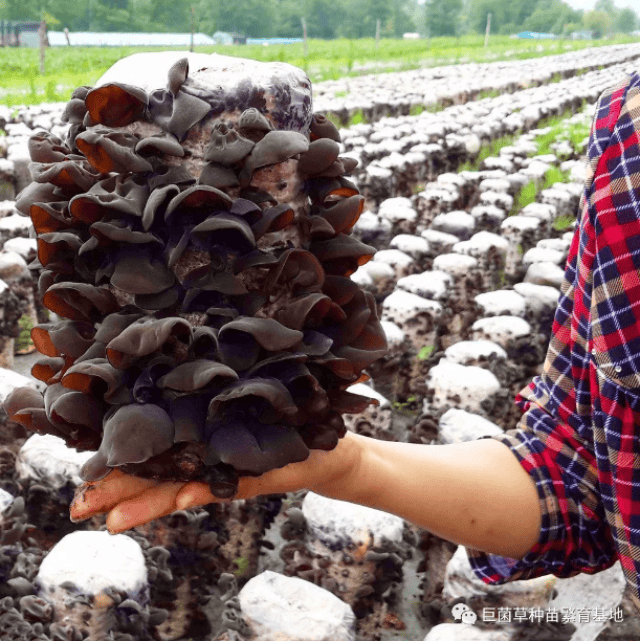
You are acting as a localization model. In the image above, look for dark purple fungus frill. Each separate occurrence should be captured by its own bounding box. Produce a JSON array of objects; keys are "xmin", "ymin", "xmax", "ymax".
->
[{"xmin": 3, "ymin": 52, "xmax": 387, "ymax": 500}]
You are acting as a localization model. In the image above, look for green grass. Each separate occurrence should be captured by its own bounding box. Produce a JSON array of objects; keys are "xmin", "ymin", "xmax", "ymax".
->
[
  {"xmin": 510, "ymin": 166, "xmax": 573, "ymax": 217},
  {"xmin": 460, "ymin": 102, "xmax": 589, "ymax": 174},
  {"xmin": 323, "ymin": 106, "xmax": 370, "ymax": 128},
  {"xmin": 459, "ymin": 133, "xmax": 519, "ymax": 172},
  {"xmin": 533, "ymin": 110, "xmax": 591, "ymax": 157},
  {"xmin": 0, "ymin": 34, "xmax": 637, "ymax": 106},
  {"xmin": 476, "ymin": 88, "xmax": 502, "ymax": 101},
  {"xmin": 543, "ymin": 166, "xmax": 570, "ymax": 189},
  {"xmin": 512, "ymin": 180, "xmax": 538, "ymax": 214}
]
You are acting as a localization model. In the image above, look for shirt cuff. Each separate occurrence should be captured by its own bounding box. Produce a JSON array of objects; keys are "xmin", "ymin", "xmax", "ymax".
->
[{"xmin": 464, "ymin": 429, "xmax": 565, "ymax": 585}]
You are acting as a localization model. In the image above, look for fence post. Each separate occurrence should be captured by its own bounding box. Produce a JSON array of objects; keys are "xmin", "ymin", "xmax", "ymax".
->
[
  {"xmin": 301, "ymin": 18, "xmax": 308, "ymax": 58},
  {"xmin": 190, "ymin": 6, "xmax": 195, "ymax": 52},
  {"xmin": 38, "ymin": 20, "xmax": 46, "ymax": 74},
  {"xmin": 375, "ymin": 18, "xmax": 380, "ymax": 52},
  {"xmin": 484, "ymin": 12, "xmax": 491, "ymax": 48}
]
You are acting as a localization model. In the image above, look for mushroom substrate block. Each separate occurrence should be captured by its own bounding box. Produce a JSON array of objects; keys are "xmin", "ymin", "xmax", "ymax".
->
[{"xmin": 3, "ymin": 52, "xmax": 388, "ymax": 500}]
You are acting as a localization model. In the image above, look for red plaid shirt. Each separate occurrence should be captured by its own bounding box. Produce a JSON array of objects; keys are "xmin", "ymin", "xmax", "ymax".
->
[{"xmin": 466, "ymin": 72, "xmax": 640, "ymax": 611}]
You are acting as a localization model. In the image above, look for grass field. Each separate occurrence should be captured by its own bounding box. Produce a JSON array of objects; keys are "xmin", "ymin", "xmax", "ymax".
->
[{"xmin": 0, "ymin": 33, "xmax": 638, "ymax": 106}]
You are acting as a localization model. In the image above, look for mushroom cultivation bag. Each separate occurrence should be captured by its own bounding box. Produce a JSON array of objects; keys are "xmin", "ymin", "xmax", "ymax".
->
[{"xmin": 4, "ymin": 52, "xmax": 387, "ymax": 499}]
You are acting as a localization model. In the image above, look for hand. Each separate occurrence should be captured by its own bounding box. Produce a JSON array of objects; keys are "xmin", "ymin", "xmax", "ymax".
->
[{"xmin": 69, "ymin": 431, "xmax": 365, "ymax": 534}]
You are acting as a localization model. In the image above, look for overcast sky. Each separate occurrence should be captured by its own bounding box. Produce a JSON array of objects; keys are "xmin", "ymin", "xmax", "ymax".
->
[{"xmin": 565, "ymin": 0, "xmax": 640, "ymax": 11}]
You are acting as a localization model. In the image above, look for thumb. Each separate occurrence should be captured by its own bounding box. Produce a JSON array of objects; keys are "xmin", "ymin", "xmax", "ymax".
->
[{"xmin": 176, "ymin": 482, "xmax": 218, "ymax": 509}]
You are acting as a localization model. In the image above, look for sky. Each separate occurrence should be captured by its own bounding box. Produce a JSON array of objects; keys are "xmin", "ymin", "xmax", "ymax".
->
[{"xmin": 565, "ymin": 0, "xmax": 640, "ymax": 11}]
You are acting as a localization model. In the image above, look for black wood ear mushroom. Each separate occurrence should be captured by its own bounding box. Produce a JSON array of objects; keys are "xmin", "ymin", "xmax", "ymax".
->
[{"xmin": 5, "ymin": 53, "xmax": 387, "ymax": 500}]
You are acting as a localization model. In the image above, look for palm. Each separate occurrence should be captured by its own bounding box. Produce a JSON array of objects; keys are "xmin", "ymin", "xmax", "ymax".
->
[{"xmin": 68, "ymin": 431, "xmax": 360, "ymax": 533}]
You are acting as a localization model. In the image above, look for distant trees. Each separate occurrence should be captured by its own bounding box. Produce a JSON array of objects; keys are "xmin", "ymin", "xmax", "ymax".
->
[
  {"xmin": 615, "ymin": 7, "xmax": 638, "ymax": 33},
  {"xmin": 467, "ymin": 0, "xmax": 537, "ymax": 35},
  {"xmin": 426, "ymin": 0, "xmax": 463, "ymax": 36},
  {"xmin": 583, "ymin": 10, "xmax": 612, "ymax": 38},
  {"xmin": 0, "ymin": 0, "xmax": 636, "ymax": 38},
  {"xmin": 522, "ymin": 0, "xmax": 581, "ymax": 34}
]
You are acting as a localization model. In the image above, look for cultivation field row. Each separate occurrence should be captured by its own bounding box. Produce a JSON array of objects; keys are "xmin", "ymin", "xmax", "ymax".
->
[
  {"xmin": 313, "ymin": 41, "xmax": 640, "ymax": 125},
  {"xmin": 0, "ymin": 46, "xmax": 634, "ymax": 641},
  {"xmin": 1, "ymin": 34, "xmax": 638, "ymax": 106},
  {"xmin": 334, "ymin": 59, "xmax": 630, "ymax": 209}
]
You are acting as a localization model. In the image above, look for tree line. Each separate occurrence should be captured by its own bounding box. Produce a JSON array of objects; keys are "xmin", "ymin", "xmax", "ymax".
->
[
  {"xmin": 430, "ymin": 0, "xmax": 639, "ymax": 39},
  {"xmin": 0, "ymin": 0, "xmax": 637, "ymax": 39}
]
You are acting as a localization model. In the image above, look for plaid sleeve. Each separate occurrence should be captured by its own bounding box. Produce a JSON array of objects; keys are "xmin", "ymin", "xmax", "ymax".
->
[
  {"xmin": 466, "ymin": 76, "xmax": 633, "ymax": 584},
  {"xmin": 465, "ymin": 403, "xmax": 617, "ymax": 584}
]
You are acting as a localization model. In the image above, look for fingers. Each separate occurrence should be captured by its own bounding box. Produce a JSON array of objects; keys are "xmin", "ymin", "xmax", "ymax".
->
[
  {"xmin": 174, "ymin": 456, "xmax": 321, "ymax": 510},
  {"xmin": 175, "ymin": 473, "xmax": 266, "ymax": 509},
  {"xmin": 175, "ymin": 482, "xmax": 218, "ymax": 510},
  {"xmin": 70, "ymin": 469, "xmax": 160, "ymax": 523},
  {"xmin": 106, "ymin": 480, "xmax": 185, "ymax": 534}
]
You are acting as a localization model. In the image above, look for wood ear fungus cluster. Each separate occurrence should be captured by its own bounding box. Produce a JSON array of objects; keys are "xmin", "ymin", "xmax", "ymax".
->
[{"xmin": 5, "ymin": 55, "xmax": 387, "ymax": 499}]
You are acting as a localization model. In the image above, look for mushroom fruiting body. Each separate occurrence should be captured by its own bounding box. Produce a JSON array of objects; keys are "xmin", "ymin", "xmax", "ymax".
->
[{"xmin": 4, "ymin": 52, "xmax": 387, "ymax": 499}]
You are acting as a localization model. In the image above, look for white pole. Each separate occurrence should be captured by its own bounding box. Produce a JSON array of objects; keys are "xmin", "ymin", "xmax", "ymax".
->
[
  {"xmin": 301, "ymin": 17, "xmax": 308, "ymax": 58},
  {"xmin": 375, "ymin": 18, "xmax": 380, "ymax": 51},
  {"xmin": 484, "ymin": 12, "xmax": 491, "ymax": 48},
  {"xmin": 190, "ymin": 6, "xmax": 195, "ymax": 52},
  {"xmin": 38, "ymin": 20, "xmax": 46, "ymax": 74}
]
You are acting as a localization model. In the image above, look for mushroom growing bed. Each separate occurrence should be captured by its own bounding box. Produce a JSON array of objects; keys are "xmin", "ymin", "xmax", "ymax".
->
[{"xmin": 0, "ymin": 47, "xmax": 636, "ymax": 641}]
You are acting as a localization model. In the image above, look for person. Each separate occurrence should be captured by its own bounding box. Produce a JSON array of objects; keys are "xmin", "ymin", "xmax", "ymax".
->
[{"xmin": 70, "ymin": 72, "xmax": 640, "ymax": 611}]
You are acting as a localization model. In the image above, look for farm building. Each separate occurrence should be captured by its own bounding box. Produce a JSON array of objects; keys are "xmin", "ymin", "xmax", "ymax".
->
[
  {"xmin": 571, "ymin": 30, "xmax": 594, "ymax": 39},
  {"xmin": 0, "ymin": 20, "xmax": 43, "ymax": 47},
  {"xmin": 512, "ymin": 31, "xmax": 557, "ymax": 39},
  {"xmin": 46, "ymin": 31, "xmax": 216, "ymax": 47},
  {"xmin": 246, "ymin": 37, "xmax": 302, "ymax": 45},
  {"xmin": 213, "ymin": 31, "xmax": 247, "ymax": 45}
]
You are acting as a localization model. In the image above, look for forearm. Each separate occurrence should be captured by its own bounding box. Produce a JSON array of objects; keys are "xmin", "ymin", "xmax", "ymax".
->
[{"xmin": 319, "ymin": 432, "xmax": 541, "ymax": 560}]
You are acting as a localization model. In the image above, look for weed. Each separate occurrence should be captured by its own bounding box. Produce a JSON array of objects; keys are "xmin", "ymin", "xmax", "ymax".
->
[
  {"xmin": 45, "ymin": 79, "xmax": 57, "ymax": 102},
  {"xmin": 28, "ymin": 75, "xmax": 37, "ymax": 101},
  {"xmin": 392, "ymin": 395, "xmax": 418, "ymax": 417},
  {"xmin": 349, "ymin": 109, "xmax": 365, "ymax": 126},
  {"xmin": 325, "ymin": 113, "xmax": 343, "ymax": 130},
  {"xmin": 553, "ymin": 213, "xmax": 575, "ymax": 232},
  {"xmin": 417, "ymin": 345, "xmax": 434, "ymax": 360},
  {"xmin": 412, "ymin": 183, "xmax": 425, "ymax": 195},
  {"xmin": 232, "ymin": 556, "xmax": 249, "ymax": 577},
  {"xmin": 15, "ymin": 315, "xmax": 34, "ymax": 353},
  {"xmin": 409, "ymin": 104, "xmax": 425, "ymax": 116}
]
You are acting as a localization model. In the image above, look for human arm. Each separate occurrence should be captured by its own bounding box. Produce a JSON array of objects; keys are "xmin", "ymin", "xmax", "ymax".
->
[
  {"xmin": 71, "ymin": 430, "xmax": 541, "ymax": 561},
  {"xmin": 351, "ymin": 434, "xmax": 541, "ymax": 559}
]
